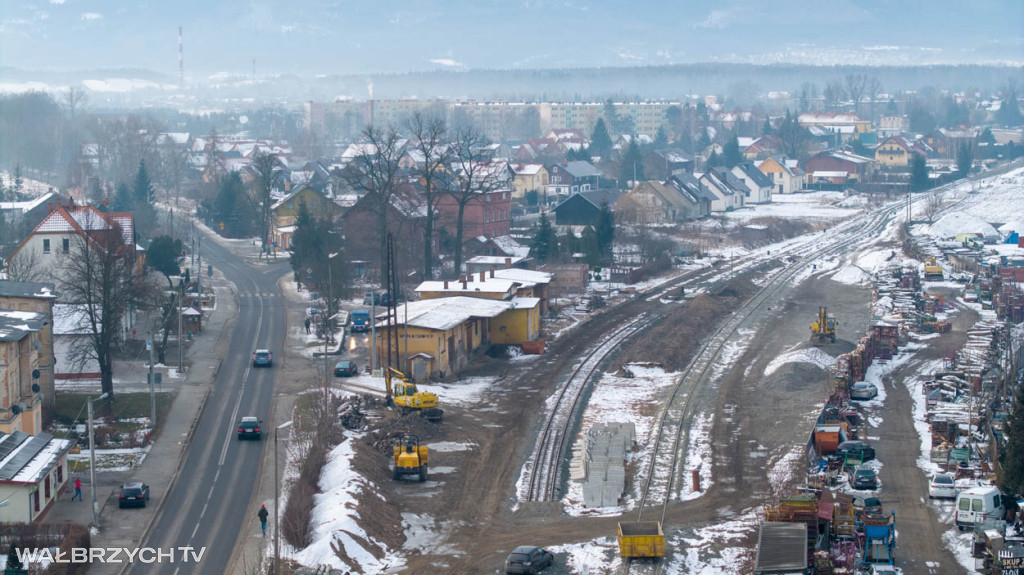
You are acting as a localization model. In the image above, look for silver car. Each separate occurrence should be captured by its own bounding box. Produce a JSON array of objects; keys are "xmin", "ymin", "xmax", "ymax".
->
[{"xmin": 850, "ymin": 381, "xmax": 878, "ymax": 400}]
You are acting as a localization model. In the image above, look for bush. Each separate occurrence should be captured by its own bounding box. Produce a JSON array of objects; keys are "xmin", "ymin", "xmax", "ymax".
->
[{"xmin": 46, "ymin": 523, "xmax": 91, "ymax": 575}]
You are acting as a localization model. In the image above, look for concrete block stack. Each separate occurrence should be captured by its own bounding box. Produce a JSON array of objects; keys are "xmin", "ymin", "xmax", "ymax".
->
[{"xmin": 581, "ymin": 422, "xmax": 635, "ymax": 508}]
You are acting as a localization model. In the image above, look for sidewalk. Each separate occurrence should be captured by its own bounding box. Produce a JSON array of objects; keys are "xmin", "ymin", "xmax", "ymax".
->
[{"xmin": 44, "ymin": 270, "xmax": 238, "ymax": 575}]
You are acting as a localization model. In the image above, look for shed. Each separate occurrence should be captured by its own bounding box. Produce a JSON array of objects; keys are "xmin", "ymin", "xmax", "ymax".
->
[
  {"xmin": 181, "ymin": 307, "xmax": 202, "ymax": 333},
  {"xmin": 754, "ymin": 522, "xmax": 807, "ymax": 574}
]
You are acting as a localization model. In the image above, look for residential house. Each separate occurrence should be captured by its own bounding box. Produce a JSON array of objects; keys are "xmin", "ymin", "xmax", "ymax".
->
[
  {"xmin": 546, "ymin": 129, "xmax": 589, "ymax": 151},
  {"xmin": 0, "ymin": 309, "xmax": 50, "ymax": 435},
  {"xmin": 666, "ymin": 173, "xmax": 715, "ymax": 218},
  {"xmin": 730, "ymin": 163, "xmax": 773, "ymax": 204},
  {"xmin": 742, "ymin": 135, "xmax": 785, "ymax": 160},
  {"xmin": 490, "ymin": 268, "xmax": 552, "ymax": 313},
  {"xmin": 553, "ymin": 189, "xmax": 623, "ymax": 226},
  {"xmin": 875, "ymin": 136, "xmax": 931, "ymax": 168},
  {"xmin": 51, "ymin": 304, "xmax": 98, "ymax": 380},
  {"xmin": 756, "ymin": 156, "xmax": 805, "ymax": 194},
  {"xmin": 510, "ymin": 164, "xmax": 549, "ymax": 199},
  {"xmin": 650, "ymin": 149, "xmax": 694, "ymax": 174},
  {"xmin": 798, "ymin": 112, "xmax": 873, "ymax": 143},
  {"xmin": 0, "ymin": 282, "xmax": 57, "ymax": 415},
  {"xmin": 877, "ymin": 116, "xmax": 910, "ymax": 139},
  {"xmin": 0, "ymin": 431, "xmax": 72, "ymax": 523},
  {"xmin": 699, "ymin": 167, "xmax": 748, "ymax": 212},
  {"xmin": 417, "ymin": 274, "xmax": 520, "ymax": 301},
  {"xmin": 435, "ymin": 188, "xmax": 513, "ymax": 241},
  {"xmin": 613, "ymin": 134, "xmax": 653, "ymax": 151},
  {"xmin": 0, "ymin": 193, "xmax": 59, "ymax": 254},
  {"xmin": 270, "ymin": 186, "xmax": 344, "ymax": 250},
  {"xmin": 339, "ymin": 187, "xmax": 424, "ymax": 276},
  {"xmin": 615, "ymin": 181, "xmax": 699, "ymax": 224},
  {"xmin": 546, "ymin": 161, "xmax": 602, "ymax": 197},
  {"xmin": 7, "ymin": 201, "xmax": 142, "ymax": 290},
  {"xmin": 802, "ymin": 151, "xmax": 877, "ymax": 182},
  {"xmin": 463, "ymin": 235, "xmax": 530, "ymax": 265}
]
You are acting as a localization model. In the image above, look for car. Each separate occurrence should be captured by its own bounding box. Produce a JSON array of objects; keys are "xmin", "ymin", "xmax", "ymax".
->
[
  {"xmin": 505, "ymin": 546, "xmax": 554, "ymax": 574},
  {"xmin": 237, "ymin": 416, "xmax": 263, "ymax": 440},
  {"xmin": 836, "ymin": 440, "xmax": 876, "ymax": 462},
  {"xmin": 867, "ymin": 566, "xmax": 899, "ymax": 575},
  {"xmin": 119, "ymin": 482, "xmax": 150, "ymax": 508},
  {"xmin": 929, "ymin": 473, "xmax": 957, "ymax": 499},
  {"xmin": 334, "ymin": 361, "xmax": 359, "ymax": 377},
  {"xmin": 252, "ymin": 349, "xmax": 273, "ymax": 367},
  {"xmin": 850, "ymin": 381, "xmax": 878, "ymax": 401},
  {"xmin": 851, "ymin": 467, "xmax": 878, "ymax": 490},
  {"xmin": 852, "ymin": 496, "xmax": 883, "ymax": 519}
]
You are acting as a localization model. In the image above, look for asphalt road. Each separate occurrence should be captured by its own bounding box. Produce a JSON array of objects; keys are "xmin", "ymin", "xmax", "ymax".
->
[{"xmin": 131, "ymin": 236, "xmax": 289, "ymax": 575}]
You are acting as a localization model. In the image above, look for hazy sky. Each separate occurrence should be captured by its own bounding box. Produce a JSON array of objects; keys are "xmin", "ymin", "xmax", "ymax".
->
[{"xmin": 1, "ymin": 0, "xmax": 1021, "ymax": 77}]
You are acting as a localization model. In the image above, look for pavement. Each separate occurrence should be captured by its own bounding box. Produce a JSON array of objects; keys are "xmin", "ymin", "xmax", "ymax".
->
[{"xmin": 44, "ymin": 268, "xmax": 236, "ymax": 575}]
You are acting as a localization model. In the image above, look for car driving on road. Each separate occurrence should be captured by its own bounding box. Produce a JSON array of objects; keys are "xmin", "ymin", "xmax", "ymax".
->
[
  {"xmin": 237, "ymin": 416, "xmax": 263, "ymax": 440},
  {"xmin": 252, "ymin": 349, "xmax": 273, "ymax": 367},
  {"xmin": 119, "ymin": 482, "xmax": 150, "ymax": 508}
]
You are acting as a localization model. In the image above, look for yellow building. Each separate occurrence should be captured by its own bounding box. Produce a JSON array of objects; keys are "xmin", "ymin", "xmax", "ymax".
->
[
  {"xmin": 511, "ymin": 164, "xmax": 549, "ymax": 199},
  {"xmin": 0, "ymin": 282, "xmax": 57, "ymax": 417},
  {"xmin": 875, "ymin": 136, "xmax": 924, "ymax": 168},
  {"xmin": 374, "ymin": 296, "xmax": 540, "ymax": 378},
  {"xmin": 797, "ymin": 112, "xmax": 872, "ymax": 135},
  {"xmin": 416, "ymin": 274, "xmax": 520, "ymax": 301},
  {"xmin": 270, "ymin": 186, "xmax": 342, "ymax": 249},
  {"xmin": 0, "ymin": 310, "xmax": 50, "ymax": 435}
]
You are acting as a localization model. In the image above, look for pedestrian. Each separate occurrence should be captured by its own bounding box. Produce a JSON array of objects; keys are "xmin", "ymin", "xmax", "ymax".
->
[
  {"xmin": 304, "ymin": 317, "xmax": 311, "ymax": 334},
  {"xmin": 71, "ymin": 478, "xmax": 82, "ymax": 501},
  {"xmin": 258, "ymin": 504, "xmax": 269, "ymax": 536}
]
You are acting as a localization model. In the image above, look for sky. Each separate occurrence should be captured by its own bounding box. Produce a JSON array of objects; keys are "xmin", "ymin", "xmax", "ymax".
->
[{"xmin": 0, "ymin": 0, "xmax": 1022, "ymax": 78}]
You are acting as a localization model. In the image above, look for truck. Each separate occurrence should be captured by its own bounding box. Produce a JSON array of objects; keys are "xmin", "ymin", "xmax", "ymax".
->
[{"xmin": 351, "ymin": 309, "xmax": 371, "ymax": 333}]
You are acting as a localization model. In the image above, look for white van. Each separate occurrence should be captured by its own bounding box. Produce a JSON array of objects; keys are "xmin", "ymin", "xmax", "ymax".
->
[{"xmin": 955, "ymin": 485, "xmax": 1005, "ymax": 530}]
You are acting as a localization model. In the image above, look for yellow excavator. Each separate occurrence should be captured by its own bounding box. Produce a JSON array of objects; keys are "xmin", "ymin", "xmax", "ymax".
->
[
  {"xmin": 384, "ymin": 367, "xmax": 443, "ymax": 422},
  {"xmin": 923, "ymin": 256, "xmax": 944, "ymax": 280},
  {"xmin": 392, "ymin": 432, "xmax": 428, "ymax": 482},
  {"xmin": 810, "ymin": 307, "xmax": 838, "ymax": 345}
]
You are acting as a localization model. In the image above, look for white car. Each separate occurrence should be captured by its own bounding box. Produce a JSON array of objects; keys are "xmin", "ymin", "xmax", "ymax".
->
[
  {"xmin": 928, "ymin": 473, "xmax": 957, "ymax": 499},
  {"xmin": 851, "ymin": 382, "xmax": 878, "ymax": 401},
  {"xmin": 867, "ymin": 566, "xmax": 899, "ymax": 575}
]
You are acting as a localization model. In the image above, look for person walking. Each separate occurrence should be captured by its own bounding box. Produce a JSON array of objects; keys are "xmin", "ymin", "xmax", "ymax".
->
[
  {"xmin": 71, "ymin": 478, "xmax": 82, "ymax": 501},
  {"xmin": 304, "ymin": 317, "xmax": 311, "ymax": 334},
  {"xmin": 257, "ymin": 504, "xmax": 269, "ymax": 536}
]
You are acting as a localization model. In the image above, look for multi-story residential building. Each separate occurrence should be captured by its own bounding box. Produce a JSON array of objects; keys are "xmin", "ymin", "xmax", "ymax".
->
[
  {"xmin": 875, "ymin": 136, "xmax": 933, "ymax": 168},
  {"xmin": 0, "ymin": 282, "xmax": 57, "ymax": 416},
  {"xmin": 546, "ymin": 161, "xmax": 602, "ymax": 197},
  {"xmin": 510, "ymin": 164, "xmax": 549, "ymax": 199}
]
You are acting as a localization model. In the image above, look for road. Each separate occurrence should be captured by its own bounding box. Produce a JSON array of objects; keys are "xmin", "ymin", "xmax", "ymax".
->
[{"xmin": 131, "ymin": 235, "xmax": 289, "ymax": 575}]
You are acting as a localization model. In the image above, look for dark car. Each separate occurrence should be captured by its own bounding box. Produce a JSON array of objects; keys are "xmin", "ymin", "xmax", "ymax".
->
[
  {"xmin": 853, "ymin": 496, "xmax": 883, "ymax": 519},
  {"xmin": 852, "ymin": 467, "xmax": 879, "ymax": 490},
  {"xmin": 836, "ymin": 440, "xmax": 876, "ymax": 462},
  {"xmin": 237, "ymin": 416, "xmax": 263, "ymax": 440},
  {"xmin": 252, "ymin": 349, "xmax": 273, "ymax": 367},
  {"xmin": 334, "ymin": 361, "xmax": 359, "ymax": 377},
  {"xmin": 505, "ymin": 546, "xmax": 553, "ymax": 575},
  {"xmin": 119, "ymin": 482, "xmax": 150, "ymax": 508}
]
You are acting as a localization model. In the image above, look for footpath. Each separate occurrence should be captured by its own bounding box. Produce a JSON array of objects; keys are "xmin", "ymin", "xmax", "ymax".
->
[{"xmin": 44, "ymin": 269, "xmax": 237, "ymax": 575}]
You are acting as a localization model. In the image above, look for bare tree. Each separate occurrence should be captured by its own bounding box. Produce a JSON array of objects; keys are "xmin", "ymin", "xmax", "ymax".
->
[
  {"xmin": 249, "ymin": 151, "xmax": 283, "ymax": 258},
  {"xmin": 347, "ymin": 126, "xmax": 406, "ymax": 282},
  {"xmin": 448, "ymin": 125, "xmax": 506, "ymax": 275},
  {"xmin": 62, "ymin": 87, "xmax": 88, "ymax": 122},
  {"xmin": 922, "ymin": 190, "xmax": 945, "ymax": 223},
  {"xmin": 845, "ymin": 73, "xmax": 868, "ymax": 114},
  {"xmin": 87, "ymin": 115, "xmax": 162, "ymax": 183},
  {"xmin": 5, "ymin": 249, "xmax": 46, "ymax": 283},
  {"xmin": 58, "ymin": 211, "xmax": 136, "ymax": 399},
  {"xmin": 404, "ymin": 112, "xmax": 450, "ymax": 279},
  {"xmin": 866, "ymin": 76, "xmax": 883, "ymax": 123},
  {"xmin": 158, "ymin": 135, "xmax": 189, "ymax": 212},
  {"xmin": 823, "ymin": 80, "xmax": 846, "ymax": 111}
]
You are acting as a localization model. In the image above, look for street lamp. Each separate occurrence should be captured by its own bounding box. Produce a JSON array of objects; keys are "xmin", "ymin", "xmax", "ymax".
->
[
  {"xmin": 324, "ymin": 253, "xmax": 339, "ymax": 387},
  {"xmin": 274, "ymin": 420, "xmax": 294, "ymax": 575},
  {"xmin": 87, "ymin": 392, "xmax": 109, "ymax": 527}
]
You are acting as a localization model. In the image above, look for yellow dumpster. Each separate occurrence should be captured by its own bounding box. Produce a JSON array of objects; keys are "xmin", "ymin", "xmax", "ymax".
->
[{"xmin": 617, "ymin": 521, "xmax": 665, "ymax": 558}]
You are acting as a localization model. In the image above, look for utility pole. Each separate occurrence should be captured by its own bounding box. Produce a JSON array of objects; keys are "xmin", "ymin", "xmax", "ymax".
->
[
  {"xmin": 178, "ymin": 280, "xmax": 184, "ymax": 371},
  {"xmin": 370, "ymin": 287, "xmax": 376, "ymax": 372},
  {"xmin": 88, "ymin": 392, "xmax": 108, "ymax": 527},
  {"xmin": 148, "ymin": 335, "xmax": 156, "ymax": 430}
]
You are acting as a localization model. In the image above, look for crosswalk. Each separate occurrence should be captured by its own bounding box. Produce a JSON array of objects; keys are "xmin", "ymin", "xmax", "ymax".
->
[{"xmin": 236, "ymin": 292, "xmax": 279, "ymax": 299}]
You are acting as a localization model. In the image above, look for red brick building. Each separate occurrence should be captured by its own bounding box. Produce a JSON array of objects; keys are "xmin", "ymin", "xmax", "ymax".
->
[{"xmin": 435, "ymin": 189, "xmax": 512, "ymax": 241}]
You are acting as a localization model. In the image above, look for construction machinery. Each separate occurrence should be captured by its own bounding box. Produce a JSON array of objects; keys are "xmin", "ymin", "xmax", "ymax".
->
[
  {"xmin": 810, "ymin": 307, "xmax": 838, "ymax": 345},
  {"xmin": 923, "ymin": 256, "xmax": 944, "ymax": 280},
  {"xmin": 391, "ymin": 433, "xmax": 428, "ymax": 482},
  {"xmin": 384, "ymin": 367, "xmax": 443, "ymax": 422}
]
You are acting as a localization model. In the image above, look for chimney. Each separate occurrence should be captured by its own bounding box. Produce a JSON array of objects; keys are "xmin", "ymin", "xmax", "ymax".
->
[
  {"xmin": 504, "ymin": 257, "xmax": 512, "ymax": 269},
  {"xmin": 479, "ymin": 271, "xmax": 485, "ymax": 282},
  {"xmin": 489, "ymin": 267, "xmax": 495, "ymax": 278},
  {"xmin": 443, "ymin": 280, "xmax": 449, "ymax": 289}
]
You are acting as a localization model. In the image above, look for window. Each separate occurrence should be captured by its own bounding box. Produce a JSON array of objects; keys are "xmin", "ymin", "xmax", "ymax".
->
[
  {"xmin": 62, "ymin": 238, "xmax": 70, "ymax": 253},
  {"xmin": 33, "ymin": 490, "xmax": 39, "ymax": 513},
  {"xmin": 42, "ymin": 239, "xmax": 50, "ymax": 254},
  {"xmin": 45, "ymin": 476, "xmax": 50, "ymax": 499},
  {"xmin": 972, "ymin": 499, "xmax": 983, "ymax": 512},
  {"xmin": 57, "ymin": 463, "xmax": 63, "ymax": 483}
]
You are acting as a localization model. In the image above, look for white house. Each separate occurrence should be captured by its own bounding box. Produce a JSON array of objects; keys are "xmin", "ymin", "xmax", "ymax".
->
[
  {"xmin": 730, "ymin": 163, "xmax": 773, "ymax": 204},
  {"xmin": 699, "ymin": 167, "xmax": 747, "ymax": 212},
  {"xmin": 0, "ymin": 431, "xmax": 72, "ymax": 523},
  {"xmin": 756, "ymin": 156, "xmax": 806, "ymax": 195}
]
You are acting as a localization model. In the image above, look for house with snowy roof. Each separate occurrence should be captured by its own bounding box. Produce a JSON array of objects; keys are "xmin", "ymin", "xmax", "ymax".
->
[
  {"xmin": 731, "ymin": 163, "xmax": 773, "ymax": 204},
  {"xmin": 510, "ymin": 164, "xmax": 549, "ymax": 199},
  {"xmin": 547, "ymin": 161, "xmax": 602, "ymax": 197},
  {"xmin": 798, "ymin": 112, "xmax": 872, "ymax": 143},
  {"xmin": 0, "ymin": 308, "xmax": 51, "ymax": 436},
  {"xmin": 553, "ymin": 189, "xmax": 622, "ymax": 226},
  {"xmin": 699, "ymin": 167, "xmax": 748, "ymax": 212},
  {"xmin": 803, "ymin": 151, "xmax": 877, "ymax": 183},
  {"xmin": 756, "ymin": 156, "xmax": 805, "ymax": 194},
  {"xmin": 615, "ymin": 180, "xmax": 699, "ymax": 224},
  {"xmin": 0, "ymin": 430, "xmax": 73, "ymax": 523},
  {"xmin": 7, "ymin": 200, "xmax": 142, "ymax": 291},
  {"xmin": 875, "ymin": 135, "xmax": 933, "ymax": 168}
]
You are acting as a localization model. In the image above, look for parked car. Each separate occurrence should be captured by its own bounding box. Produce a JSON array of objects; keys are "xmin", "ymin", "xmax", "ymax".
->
[
  {"xmin": 852, "ymin": 495, "xmax": 882, "ymax": 518},
  {"xmin": 836, "ymin": 440, "xmax": 876, "ymax": 462},
  {"xmin": 851, "ymin": 467, "xmax": 878, "ymax": 490},
  {"xmin": 505, "ymin": 546, "xmax": 554, "ymax": 574},
  {"xmin": 237, "ymin": 416, "xmax": 263, "ymax": 440},
  {"xmin": 928, "ymin": 473, "xmax": 957, "ymax": 499},
  {"xmin": 955, "ymin": 485, "xmax": 1005, "ymax": 530},
  {"xmin": 119, "ymin": 482, "xmax": 150, "ymax": 508},
  {"xmin": 850, "ymin": 381, "xmax": 878, "ymax": 400},
  {"xmin": 334, "ymin": 361, "xmax": 359, "ymax": 377},
  {"xmin": 867, "ymin": 565, "xmax": 899, "ymax": 575},
  {"xmin": 252, "ymin": 349, "xmax": 273, "ymax": 367}
]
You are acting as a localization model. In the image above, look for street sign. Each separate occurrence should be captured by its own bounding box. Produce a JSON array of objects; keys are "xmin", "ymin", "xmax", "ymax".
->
[{"xmin": 145, "ymin": 339, "xmax": 152, "ymax": 351}]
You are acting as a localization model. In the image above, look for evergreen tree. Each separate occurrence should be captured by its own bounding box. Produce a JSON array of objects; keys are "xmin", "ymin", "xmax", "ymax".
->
[
  {"xmin": 590, "ymin": 118, "xmax": 613, "ymax": 160},
  {"xmin": 213, "ymin": 172, "xmax": 256, "ymax": 237},
  {"xmin": 620, "ymin": 139, "xmax": 643, "ymax": 188},
  {"xmin": 1002, "ymin": 383, "xmax": 1024, "ymax": 498},
  {"xmin": 596, "ymin": 202, "xmax": 615, "ymax": 263},
  {"xmin": 530, "ymin": 215, "xmax": 559, "ymax": 263},
  {"xmin": 132, "ymin": 159, "xmax": 157, "ymax": 238},
  {"xmin": 146, "ymin": 235, "xmax": 182, "ymax": 288},
  {"xmin": 762, "ymin": 117, "xmax": 774, "ymax": 136},
  {"xmin": 997, "ymin": 82, "xmax": 1024, "ymax": 127},
  {"xmin": 289, "ymin": 200, "xmax": 318, "ymax": 289},
  {"xmin": 696, "ymin": 130, "xmax": 711, "ymax": 150},
  {"xmin": 910, "ymin": 154, "xmax": 930, "ymax": 192},
  {"xmin": 723, "ymin": 134, "xmax": 742, "ymax": 168},
  {"xmin": 979, "ymin": 128, "xmax": 996, "ymax": 146},
  {"xmin": 580, "ymin": 225, "xmax": 600, "ymax": 266},
  {"xmin": 13, "ymin": 164, "xmax": 22, "ymax": 196},
  {"xmin": 653, "ymin": 126, "xmax": 668, "ymax": 148},
  {"xmin": 706, "ymin": 150, "xmax": 723, "ymax": 168},
  {"xmin": 7, "ymin": 544, "xmax": 23, "ymax": 570},
  {"xmin": 956, "ymin": 144, "xmax": 974, "ymax": 178},
  {"xmin": 111, "ymin": 182, "xmax": 134, "ymax": 212}
]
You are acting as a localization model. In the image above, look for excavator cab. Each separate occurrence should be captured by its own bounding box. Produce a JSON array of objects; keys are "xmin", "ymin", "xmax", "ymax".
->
[{"xmin": 384, "ymin": 367, "xmax": 442, "ymax": 421}]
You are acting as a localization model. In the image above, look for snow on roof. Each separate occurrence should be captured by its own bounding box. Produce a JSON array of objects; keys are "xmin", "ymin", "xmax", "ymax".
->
[
  {"xmin": 492, "ymin": 268, "xmax": 553, "ymax": 287},
  {"xmin": 378, "ymin": 296, "xmax": 514, "ymax": 331},
  {"xmin": 487, "ymin": 235, "xmax": 530, "ymax": 258},
  {"xmin": 0, "ymin": 433, "xmax": 72, "ymax": 485},
  {"xmin": 512, "ymin": 163, "xmax": 544, "ymax": 176},
  {"xmin": 0, "ymin": 281, "xmax": 57, "ymax": 300},
  {"xmin": 927, "ymin": 212, "xmax": 1000, "ymax": 240},
  {"xmin": 0, "ymin": 192, "xmax": 57, "ymax": 214},
  {"xmin": 181, "ymin": 307, "xmax": 201, "ymax": 316},
  {"xmin": 812, "ymin": 171, "xmax": 849, "ymax": 178},
  {"xmin": 998, "ymin": 220, "xmax": 1024, "ymax": 234},
  {"xmin": 416, "ymin": 278, "xmax": 520, "ymax": 295},
  {"xmin": 277, "ymin": 225, "xmax": 297, "ymax": 234},
  {"xmin": 512, "ymin": 297, "xmax": 541, "ymax": 309},
  {"xmin": 465, "ymin": 256, "xmax": 524, "ymax": 266},
  {"xmin": 0, "ymin": 310, "xmax": 47, "ymax": 341}
]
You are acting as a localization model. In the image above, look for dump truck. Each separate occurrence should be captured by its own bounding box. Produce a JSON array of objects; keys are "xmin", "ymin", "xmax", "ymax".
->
[
  {"xmin": 617, "ymin": 521, "xmax": 665, "ymax": 558},
  {"xmin": 385, "ymin": 367, "xmax": 443, "ymax": 422},
  {"xmin": 923, "ymin": 257, "xmax": 944, "ymax": 280},
  {"xmin": 392, "ymin": 433, "xmax": 428, "ymax": 482},
  {"xmin": 810, "ymin": 307, "xmax": 838, "ymax": 344}
]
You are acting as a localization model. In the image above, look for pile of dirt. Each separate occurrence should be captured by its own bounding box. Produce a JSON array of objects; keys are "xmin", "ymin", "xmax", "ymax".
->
[
  {"xmin": 362, "ymin": 412, "xmax": 444, "ymax": 454},
  {"xmin": 761, "ymin": 362, "xmax": 831, "ymax": 393},
  {"xmin": 348, "ymin": 438, "xmax": 406, "ymax": 553}
]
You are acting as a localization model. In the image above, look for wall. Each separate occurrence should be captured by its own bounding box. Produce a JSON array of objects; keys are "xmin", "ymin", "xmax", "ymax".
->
[{"xmin": 490, "ymin": 306, "xmax": 540, "ymax": 345}]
